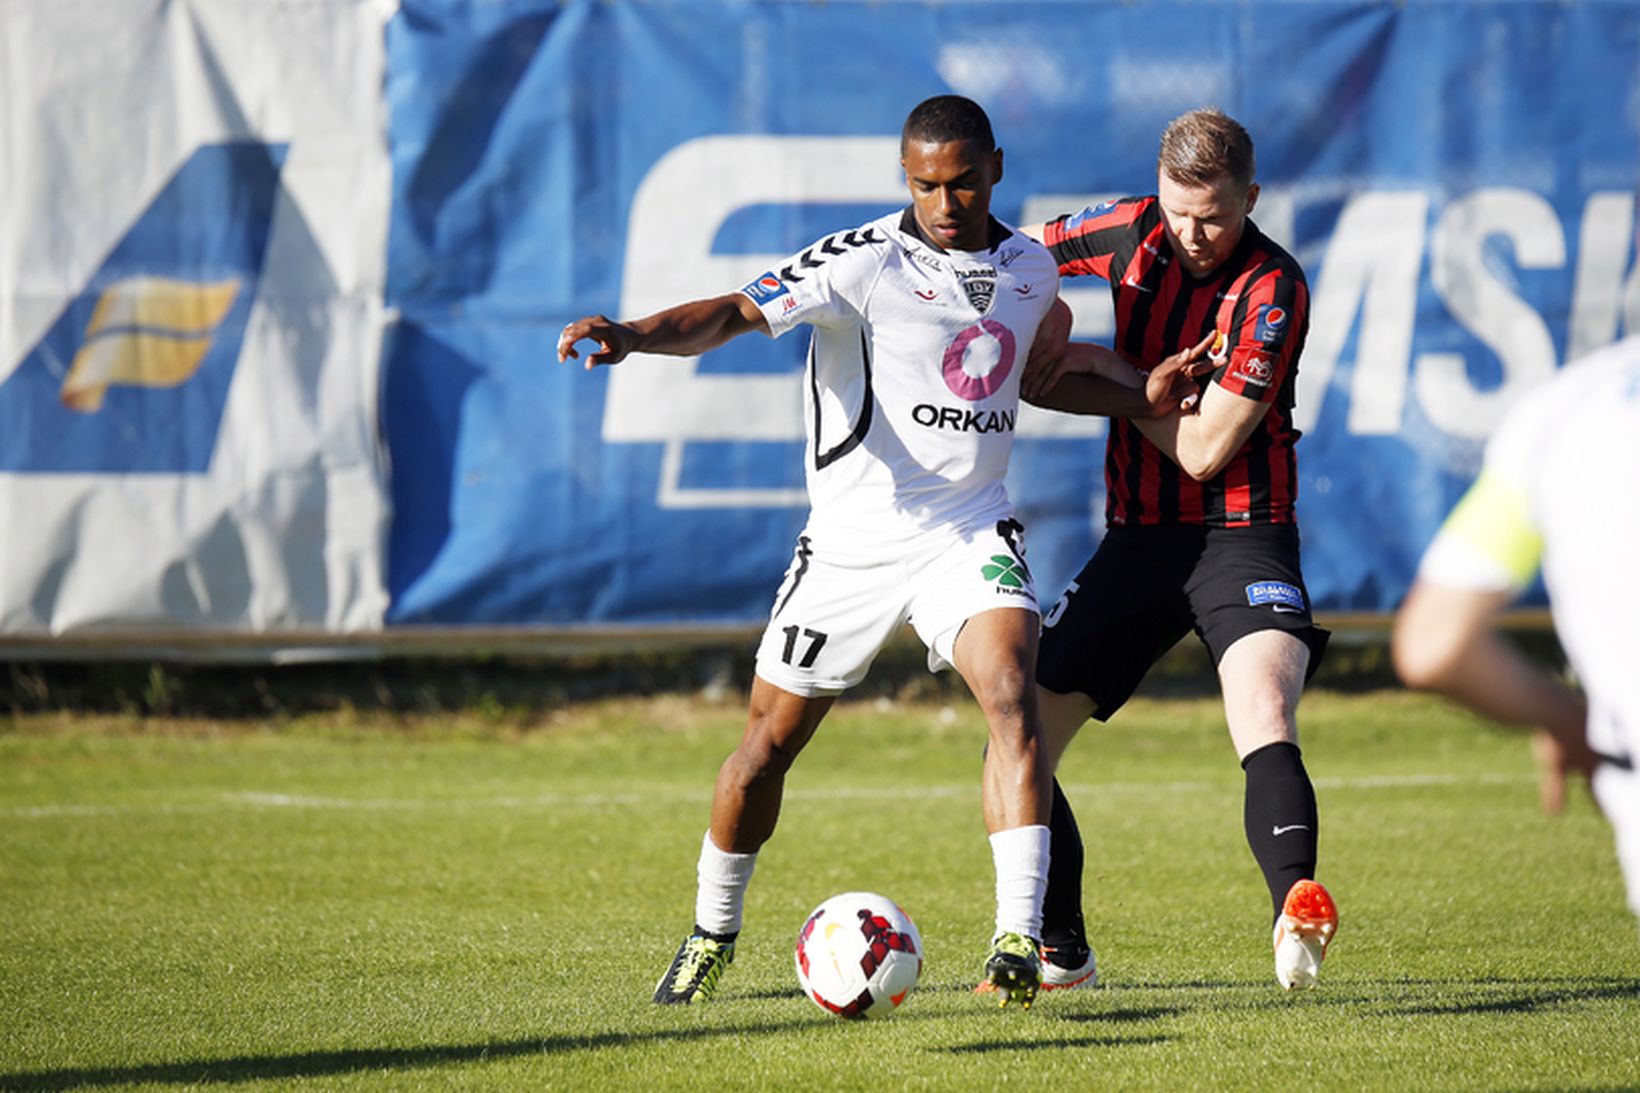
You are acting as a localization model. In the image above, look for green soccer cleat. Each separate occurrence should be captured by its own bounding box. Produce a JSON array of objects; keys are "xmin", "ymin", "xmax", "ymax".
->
[
  {"xmin": 653, "ymin": 932, "xmax": 736, "ymax": 1004},
  {"xmin": 981, "ymin": 931, "xmax": 1042, "ymax": 1009}
]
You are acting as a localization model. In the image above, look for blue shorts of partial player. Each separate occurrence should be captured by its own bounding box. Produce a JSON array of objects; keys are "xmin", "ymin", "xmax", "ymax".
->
[{"xmin": 755, "ymin": 516, "xmax": 1038, "ymax": 698}]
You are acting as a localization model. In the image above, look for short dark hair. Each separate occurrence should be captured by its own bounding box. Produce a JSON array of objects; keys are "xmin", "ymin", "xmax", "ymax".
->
[
  {"xmin": 1158, "ymin": 108, "xmax": 1256, "ymax": 189},
  {"xmin": 901, "ymin": 95, "xmax": 995, "ymax": 156}
]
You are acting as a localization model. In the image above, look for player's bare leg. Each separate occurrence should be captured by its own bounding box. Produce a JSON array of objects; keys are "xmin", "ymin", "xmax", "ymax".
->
[
  {"xmin": 1219, "ymin": 629, "xmax": 1307, "ymax": 760},
  {"xmin": 1218, "ymin": 630, "xmax": 1338, "ymax": 988},
  {"xmin": 654, "ymin": 678, "xmax": 833, "ymax": 1004},
  {"xmin": 709, "ymin": 678, "xmax": 834, "ymax": 852},
  {"xmin": 953, "ymin": 608, "xmax": 1052, "ymax": 1008}
]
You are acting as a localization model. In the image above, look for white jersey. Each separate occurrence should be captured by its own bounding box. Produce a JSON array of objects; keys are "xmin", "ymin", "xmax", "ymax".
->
[
  {"xmin": 738, "ymin": 208, "xmax": 1059, "ymax": 547},
  {"xmin": 1418, "ymin": 335, "xmax": 1640, "ymax": 768}
]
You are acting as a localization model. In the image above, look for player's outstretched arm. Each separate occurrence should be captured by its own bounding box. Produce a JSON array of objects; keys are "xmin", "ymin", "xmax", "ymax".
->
[
  {"xmin": 1023, "ymin": 301, "xmax": 1206, "ymax": 418},
  {"xmin": 557, "ymin": 293, "xmax": 768, "ymax": 368},
  {"xmin": 1029, "ymin": 334, "xmax": 1210, "ymax": 420},
  {"xmin": 1393, "ymin": 578, "xmax": 1594, "ymax": 813}
]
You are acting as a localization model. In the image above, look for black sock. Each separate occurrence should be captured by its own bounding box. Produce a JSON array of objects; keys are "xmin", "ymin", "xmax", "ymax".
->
[
  {"xmin": 1241, "ymin": 741, "xmax": 1318, "ymax": 923},
  {"xmin": 1042, "ymin": 777, "xmax": 1087, "ymax": 947}
]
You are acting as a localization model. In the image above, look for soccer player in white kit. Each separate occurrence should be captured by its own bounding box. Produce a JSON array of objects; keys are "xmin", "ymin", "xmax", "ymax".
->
[
  {"xmin": 558, "ymin": 96, "xmax": 1196, "ymax": 1009},
  {"xmin": 1394, "ymin": 334, "xmax": 1640, "ymax": 930}
]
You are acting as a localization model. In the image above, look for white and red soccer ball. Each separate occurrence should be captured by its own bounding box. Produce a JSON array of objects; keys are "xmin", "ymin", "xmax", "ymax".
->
[{"xmin": 794, "ymin": 891, "xmax": 922, "ymax": 1019}]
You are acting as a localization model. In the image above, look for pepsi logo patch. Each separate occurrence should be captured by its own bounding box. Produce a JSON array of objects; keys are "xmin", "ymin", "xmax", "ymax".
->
[
  {"xmin": 742, "ymin": 270, "xmax": 790, "ymax": 305},
  {"xmin": 1253, "ymin": 304, "xmax": 1288, "ymax": 344}
]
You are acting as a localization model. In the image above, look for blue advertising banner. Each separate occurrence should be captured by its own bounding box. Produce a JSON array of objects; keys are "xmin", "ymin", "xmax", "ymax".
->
[
  {"xmin": 0, "ymin": 2, "xmax": 391, "ymax": 640},
  {"xmin": 383, "ymin": 0, "xmax": 1640, "ymax": 626}
]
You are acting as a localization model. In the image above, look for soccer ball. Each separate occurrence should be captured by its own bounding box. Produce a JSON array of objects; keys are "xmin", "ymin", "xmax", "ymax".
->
[{"xmin": 793, "ymin": 891, "xmax": 922, "ymax": 1019}]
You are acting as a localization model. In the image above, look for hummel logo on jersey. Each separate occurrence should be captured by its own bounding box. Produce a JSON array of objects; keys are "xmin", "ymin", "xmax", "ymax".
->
[
  {"xmin": 0, "ymin": 142, "xmax": 286, "ymax": 474},
  {"xmin": 981, "ymin": 554, "xmax": 1028, "ymax": 589},
  {"xmin": 956, "ymin": 268, "xmax": 997, "ymax": 313},
  {"xmin": 778, "ymin": 228, "xmax": 882, "ymax": 282},
  {"xmin": 1272, "ymin": 824, "xmax": 1311, "ymax": 836}
]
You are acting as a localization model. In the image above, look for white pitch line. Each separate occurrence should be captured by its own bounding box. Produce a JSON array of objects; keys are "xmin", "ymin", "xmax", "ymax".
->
[{"xmin": 1, "ymin": 771, "xmax": 1534, "ymax": 820}]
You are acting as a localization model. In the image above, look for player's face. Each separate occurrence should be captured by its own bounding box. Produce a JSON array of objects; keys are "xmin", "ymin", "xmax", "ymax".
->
[
  {"xmin": 1157, "ymin": 173, "xmax": 1259, "ymax": 277},
  {"xmin": 902, "ymin": 139, "xmax": 1002, "ymax": 252}
]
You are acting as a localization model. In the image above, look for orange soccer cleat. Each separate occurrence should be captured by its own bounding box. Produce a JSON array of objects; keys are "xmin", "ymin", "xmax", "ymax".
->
[{"xmin": 1273, "ymin": 879, "xmax": 1339, "ymax": 990}]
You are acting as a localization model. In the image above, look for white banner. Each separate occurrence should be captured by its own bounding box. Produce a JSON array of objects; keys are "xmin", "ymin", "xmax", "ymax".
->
[{"xmin": 0, "ymin": 0, "xmax": 393, "ymax": 636}]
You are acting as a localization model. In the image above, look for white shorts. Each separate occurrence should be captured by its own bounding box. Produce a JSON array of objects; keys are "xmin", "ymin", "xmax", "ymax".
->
[{"xmin": 754, "ymin": 517, "xmax": 1039, "ymax": 697}]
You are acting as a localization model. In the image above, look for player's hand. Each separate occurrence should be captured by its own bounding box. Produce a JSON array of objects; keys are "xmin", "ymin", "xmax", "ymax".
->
[
  {"xmin": 557, "ymin": 315, "xmax": 639, "ymax": 368},
  {"xmin": 1144, "ymin": 331, "xmax": 1217, "ymax": 415},
  {"xmin": 1021, "ymin": 297, "xmax": 1074, "ymax": 401},
  {"xmin": 1531, "ymin": 726, "xmax": 1599, "ymax": 816}
]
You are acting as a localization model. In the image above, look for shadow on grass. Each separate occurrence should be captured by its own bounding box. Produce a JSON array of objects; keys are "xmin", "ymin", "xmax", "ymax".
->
[
  {"xmin": 1375, "ymin": 976, "xmax": 1640, "ymax": 1017},
  {"xmin": 940, "ymin": 1034, "xmax": 1173, "ymax": 1053},
  {"xmin": 1096, "ymin": 975, "xmax": 1640, "ymax": 1018},
  {"xmin": 0, "ymin": 1022, "xmax": 816, "ymax": 1091},
  {"xmin": 1061, "ymin": 1005, "xmax": 1187, "ymax": 1024}
]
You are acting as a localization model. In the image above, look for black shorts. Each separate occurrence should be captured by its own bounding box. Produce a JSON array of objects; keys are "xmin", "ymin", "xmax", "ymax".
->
[{"xmin": 1035, "ymin": 523, "xmax": 1330, "ymax": 721}]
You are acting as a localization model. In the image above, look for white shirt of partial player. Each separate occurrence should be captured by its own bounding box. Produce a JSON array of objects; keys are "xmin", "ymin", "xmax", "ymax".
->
[
  {"xmin": 739, "ymin": 209, "xmax": 1059, "ymax": 547},
  {"xmin": 1423, "ymin": 334, "xmax": 1640, "ymax": 765}
]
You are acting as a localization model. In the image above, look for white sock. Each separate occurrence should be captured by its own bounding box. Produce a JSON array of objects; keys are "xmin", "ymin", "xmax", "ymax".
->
[
  {"xmin": 990, "ymin": 824, "xmax": 1051, "ymax": 940},
  {"xmin": 694, "ymin": 830, "xmax": 758, "ymax": 937}
]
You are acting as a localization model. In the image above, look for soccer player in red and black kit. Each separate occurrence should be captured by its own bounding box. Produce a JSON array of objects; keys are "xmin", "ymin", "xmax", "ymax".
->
[{"xmin": 1018, "ymin": 108, "xmax": 1339, "ymax": 991}]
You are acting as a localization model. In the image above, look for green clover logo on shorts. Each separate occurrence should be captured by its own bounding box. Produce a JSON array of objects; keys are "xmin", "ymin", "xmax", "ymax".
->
[{"xmin": 981, "ymin": 554, "xmax": 1027, "ymax": 589}]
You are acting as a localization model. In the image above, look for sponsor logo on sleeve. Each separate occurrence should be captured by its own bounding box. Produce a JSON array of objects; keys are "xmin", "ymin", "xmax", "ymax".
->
[
  {"xmin": 1253, "ymin": 304, "xmax": 1288, "ymax": 344},
  {"xmin": 1229, "ymin": 353, "xmax": 1274, "ymax": 387},
  {"xmin": 741, "ymin": 271, "xmax": 791, "ymax": 305},
  {"xmin": 1065, "ymin": 200, "xmax": 1117, "ymax": 233},
  {"xmin": 1245, "ymin": 581, "xmax": 1307, "ymax": 613}
]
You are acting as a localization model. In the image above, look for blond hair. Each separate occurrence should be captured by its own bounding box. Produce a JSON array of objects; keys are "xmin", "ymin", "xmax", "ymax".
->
[{"xmin": 1158, "ymin": 108, "xmax": 1255, "ymax": 189}]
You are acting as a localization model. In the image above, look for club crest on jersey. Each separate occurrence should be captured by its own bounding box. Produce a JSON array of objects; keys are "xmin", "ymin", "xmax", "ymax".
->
[
  {"xmin": 956, "ymin": 267, "xmax": 997, "ymax": 314},
  {"xmin": 742, "ymin": 271, "xmax": 791, "ymax": 305},
  {"xmin": 1254, "ymin": 304, "xmax": 1288, "ymax": 344}
]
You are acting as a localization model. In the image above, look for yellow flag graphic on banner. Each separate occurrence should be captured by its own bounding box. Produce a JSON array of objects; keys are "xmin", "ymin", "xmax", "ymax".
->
[{"xmin": 60, "ymin": 276, "xmax": 241, "ymax": 412}]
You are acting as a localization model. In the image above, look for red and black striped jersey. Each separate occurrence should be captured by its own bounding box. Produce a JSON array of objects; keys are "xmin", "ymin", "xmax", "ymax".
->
[{"xmin": 1043, "ymin": 195, "xmax": 1310, "ymax": 528}]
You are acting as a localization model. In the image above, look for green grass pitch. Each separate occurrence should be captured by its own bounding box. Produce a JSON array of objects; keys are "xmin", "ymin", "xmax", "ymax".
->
[{"xmin": 3, "ymin": 689, "xmax": 1637, "ymax": 1090}]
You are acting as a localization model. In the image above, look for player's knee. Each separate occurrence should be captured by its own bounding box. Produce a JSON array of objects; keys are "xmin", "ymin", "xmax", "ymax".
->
[
  {"xmin": 1228, "ymin": 685, "xmax": 1298, "ymax": 744},
  {"xmin": 728, "ymin": 732, "xmax": 800, "ymax": 785},
  {"xmin": 973, "ymin": 660, "xmax": 1035, "ymax": 726}
]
